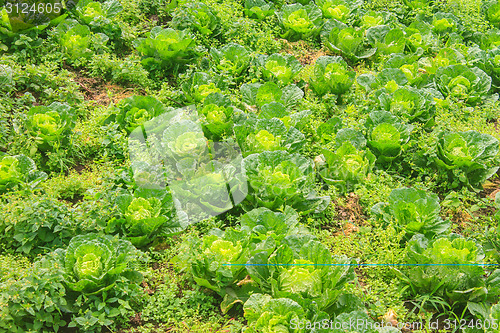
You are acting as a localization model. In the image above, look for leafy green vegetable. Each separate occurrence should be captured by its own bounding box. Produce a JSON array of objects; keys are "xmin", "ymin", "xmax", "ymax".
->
[
  {"xmin": 243, "ymin": 293, "xmax": 329, "ymax": 333},
  {"xmin": 171, "ymin": 2, "xmax": 219, "ymax": 36},
  {"xmin": 247, "ymin": 239, "xmax": 355, "ymax": 313},
  {"xmin": 243, "ymin": 150, "xmax": 330, "ymax": 213},
  {"xmin": 376, "ymin": 86, "xmax": 436, "ymax": 126},
  {"xmin": 316, "ymin": 0, "xmax": 358, "ymax": 22},
  {"xmin": 56, "ymin": 23, "xmax": 93, "ymax": 62},
  {"xmin": 371, "ymin": 188, "xmax": 450, "ymax": 240},
  {"xmin": 55, "ymin": 234, "xmax": 142, "ymax": 295},
  {"xmin": 357, "ymin": 68, "xmax": 408, "ymax": 94},
  {"xmin": 235, "ymin": 117, "xmax": 305, "ymax": 157},
  {"xmin": 257, "ymin": 102, "xmax": 312, "ymax": 130},
  {"xmin": 161, "ymin": 118, "xmax": 208, "ymax": 162},
  {"xmin": 181, "ymin": 72, "xmax": 227, "ymax": 103},
  {"xmin": 434, "ymin": 130, "xmax": 499, "ymax": 189},
  {"xmin": 109, "ymin": 95, "xmax": 169, "ymax": 133},
  {"xmin": 177, "ymin": 227, "xmax": 251, "ymax": 296},
  {"xmin": 198, "ymin": 93, "xmax": 239, "ymax": 140},
  {"xmin": 309, "ymin": 56, "xmax": 355, "ymax": 97},
  {"xmin": 255, "ymin": 53, "xmax": 303, "ymax": 85},
  {"xmin": 323, "ymin": 20, "xmax": 376, "ymax": 62},
  {"xmin": 366, "ymin": 25, "xmax": 406, "ymax": 55},
  {"xmin": 277, "ymin": 3, "xmax": 323, "ymax": 41},
  {"xmin": 360, "ymin": 10, "xmax": 395, "ymax": 28},
  {"xmin": 244, "ymin": 0, "xmax": 275, "ymax": 20},
  {"xmin": 239, "ymin": 206, "xmax": 311, "ymax": 244},
  {"xmin": 107, "ymin": 189, "xmax": 187, "ymax": 247},
  {"xmin": 435, "ymin": 65, "xmax": 491, "ymax": 105},
  {"xmin": 26, "ymin": 102, "xmax": 76, "ymax": 151},
  {"xmin": 365, "ymin": 111, "xmax": 414, "ymax": 164},
  {"xmin": 431, "ymin": 12, "xmax": 458, "ymax": 35},
  {"xmin": 72, "ymin": 0, "xmax": 123, "ymax": 39},
  {"xmin": 397, "ymin": 234, "xmax": 494, "ymax": 309},
  {"xmin": 135, "ymin": 26, "xmax": 198, "ymax": 71},
  {"xmin": 488, "ymin": 1, "xmax": 500, "ymax": 28},
  {"xmin": 241, "ymin": 82, "xmax": 304, "ymax": 110},
  {"xmin": 210, "ymin": 43, "xmax": 251, "ymax": 77},
  {"xmin": 317, "ymin": 141, "xmax": 376, "ymax": 194},
  {"xmin": 0, "ymin": 154, "xmax": 47, "ymax": 193}
]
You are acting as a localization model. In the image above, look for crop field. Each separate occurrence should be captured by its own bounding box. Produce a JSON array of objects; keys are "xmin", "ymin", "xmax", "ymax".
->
[{"xmin": 3, "ymin": 0, "xmax": 500, "ymax": 332}]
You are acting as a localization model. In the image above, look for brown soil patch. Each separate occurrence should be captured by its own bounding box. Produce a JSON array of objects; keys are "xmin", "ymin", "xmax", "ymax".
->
[
  {"xmin": 280, "ymin": 39, "xmax": 327, "ymax": 65},
  {"xmin": 129, "ymin": 312, "xmax": 143, "ymax": 327},
  {"xmin": 333, "ymin": 193, "xmax": 367, "ymax": 227},
  {"xmin": 71, "ymin": 72, "xmax": 139, "ymax": 106},
  {"xmin": 333, "ymin": 222, "xmax": 359, "ymax": 237},
  {"xmin": 447, "ymin": 209, "xmax": 472, "ymax": 234},
  {"xmin": 482, "ymin": 179, "xmax": 500, "ymax": 200}
]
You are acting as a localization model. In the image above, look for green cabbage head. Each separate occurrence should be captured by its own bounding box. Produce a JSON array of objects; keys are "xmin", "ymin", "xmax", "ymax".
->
[{"xmin": 55, "ymin": 234, "xmax": 141, "ymax": 295}]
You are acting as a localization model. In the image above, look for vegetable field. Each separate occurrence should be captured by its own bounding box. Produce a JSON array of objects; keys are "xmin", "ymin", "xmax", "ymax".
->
[{"xmin": 3, "ymin": 0, "xmax": 500, "ymax": 331}]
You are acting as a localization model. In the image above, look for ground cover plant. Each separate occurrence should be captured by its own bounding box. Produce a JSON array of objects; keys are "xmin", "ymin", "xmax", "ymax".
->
[{"xmin": 2, "ymin": 0, "xmax": 500, "ymax": 331}]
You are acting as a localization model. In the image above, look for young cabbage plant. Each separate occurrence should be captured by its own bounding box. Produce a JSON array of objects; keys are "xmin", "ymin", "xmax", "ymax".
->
[
  {"xmin": 365, "ymin": 111, "xmax": 414, "ymax": 164},
  {"xmin": 467, "ymin": 46, "xmax": 500, "ymax": 91},
  {"xmin": 396, "ymin": 234, "xmax": 494, "ymax": 309},
  {"xmin": 54, "ymin": 233, "xmax": 142, "ymax": 295},
  {"xmin": 243, "ymin": 294, "xmax": 329, "ymax": 333},
  {"xmin": 177, "ymin": 227, "xmax": 251, "ymax": 296},
  {"xmin": 175, "ymin": 207, "xmax": 312, "ymax": 313},
  {"xmin": 257, "ymin": 102, "xmax": 312, "ymax": 131},
  {"xmin": 247, "ymin": 239, "xmax": 355, "ymax": 314},
  {"xmin": 317, "ymin": 140, "xmax": 376, "ymax": 194},
  {"xmin": 357, "ymin": 68, "xmax": 408, "ymax": 94},
  {"xmin": 405, "ymin": 21, "xmax": 436, "ymax": 53},
  {"xmin": 322, "ymin": 20, "xmax": 376, "ymax": 63},
  {"xmin": 181, "ymin": 71, "xmax": 227, "ymax": 103},
  {"xmin": 360, "ymin": 10, "xmax": 396, "ymax": 28},
  {"xmin": 366, "ymin": 25, "xmax": 406, "ymax": 56},
  {"xmin": 431, "ymin": 12, "xmax": 459, "ymax": 35},
  {"xmin": 376, "ymin": 86, "xmax": 436, "ymax": 127},
  {"xmin": 316, "ymin": 116, "xmax": 343, "ymax": 143},
  {"xmin": 107, "ymin": 189, "xmax": 188, "ymax": 247},
  {"xmin": 435, "ymin": 65, "xmax": 491, "ymax": 105},
  {"xmin": 210, "ymin": 43, "xmax": 251, "ymax": 78},
  {"xmin": 71, "ymin": 0, "xmax": 123, "ymax": 39},
  {"xmin": 418, "ymin": 47, "xmax": 465, "ymax": 75},
  {"xmin": 0, "ymin": 154, "xmax": 47, "ymax": 193},
  {"xmin": 198, "ymin": 93, "xmax": 240, "ymax": 140},
  {"xmin": 239, "ymin": 206, "xmax": 312, "ymax": 245},
  {"xmin": 315, "ymin": 0, "xmax": 359, "ymax": 22},
  {"xmin": 277, "ymin": 3, "xmax": 323, "ymax": 41},
  {"xmin": 240, "ymin": 81, "xmax": 304, "ymax": 110},
  {"xmin": 309, "ymin": 56, "xmax": 355, "ymax": 99},
  {"xmin": 383, "ymin": 52, "xmax": 429, "ymax": 87},
  {"xmin": 242, "ymin": 150, "xmax": 330, "ymax": 213},
  {"xmin": 234, "ymin": 117, "xmax": 305, "ymax": 157},
  {"xmin": 434, "ymin": 130, "xmax": 499, "ymax": 189},
  {"xmin": 107, "ymin": 95, "xmax": 170, "ymax": 134},
  {"xmin": 161, "ymin": 118, "xmax": 208, "ymax": 163},
  {"xmin": 56, "ymin": 23, "xmax": 93, "ymax": 62},
  {"xmin": 26, "ymin": 102, "xmax": 76, "ymax": 151},
  {"xmin": 171, "ymin": 2, "xmax": 220, "ymax": 36},
  {"xmin": 244, "ymin": 0, "xmax": 275, "ymax": 20},
  {"xmin": 485, "ymin": 47, "xmax": 500, "ymax": 89},
  {"xmin": 488, "ymin": 1, "xmax": 500, "ymax": 28},
  {"xmin": 403, "ymin": 0, "xmax": 429, "ymax": 9},
  {"xmin": 255, "ymin": 53, "xmax": 303, "ymax": 85},
  {"xmin": 135, "ymin": 27, "xmax": 198, "ymax": 71},
  {"xmin": 371, "ymin": 187, "xmax": 451, "ymax": 240}
]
